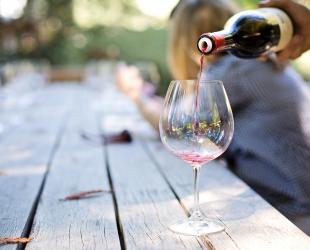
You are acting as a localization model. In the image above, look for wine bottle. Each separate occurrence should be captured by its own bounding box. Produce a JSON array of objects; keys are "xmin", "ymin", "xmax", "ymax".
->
[{"xmin": 197, "ymin": 8, "xmax": 293, "ymax": 58}]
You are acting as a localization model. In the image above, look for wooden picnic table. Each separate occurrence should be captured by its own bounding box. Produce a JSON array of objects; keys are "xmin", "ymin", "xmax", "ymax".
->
[{"xmin": 0, "ymin": 83, "xmax": 309, "ymax": 250}]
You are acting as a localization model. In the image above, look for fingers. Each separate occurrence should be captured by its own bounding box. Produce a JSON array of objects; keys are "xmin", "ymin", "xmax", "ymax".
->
[
  {"xmin": 277, "ymin": 35, "xmax": 302, "ymax": 62},
  {"xmin": 258, "ymin": 55, "xmax": 268, "ymax": 62},
  {"xmin": 287, "ymin": 35, "xmax": 303, "ymax": 59},
  {"xmin": 290, "ymin": 40, "xmax": 303, "ymax": 59},
  {"xmin": 258, "ymin": 0, "xmax": 290, "ymax": 8}
]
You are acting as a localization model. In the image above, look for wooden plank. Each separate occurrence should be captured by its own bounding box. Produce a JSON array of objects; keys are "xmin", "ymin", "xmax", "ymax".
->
[
  {"xmin": 99, "ymin": 88, "xmax": 203, "ymax": 249},
  {"xmin": 105, "ymin": 139, "xmax": 203, "ymax": 249},
  {"xmin": 27, "ymin": 87, "xmax": 120, "ymax": 249},
  {"xmin": 0, "ymin": 85, "xmax": 73, "ymax": 249},
  {"xmin": 145, "ymin": 141, "xmax": 310, "ymax": 250},
  {"xmin": 99, "ymin": 84, "xmax": 310, "ymax": 249}
]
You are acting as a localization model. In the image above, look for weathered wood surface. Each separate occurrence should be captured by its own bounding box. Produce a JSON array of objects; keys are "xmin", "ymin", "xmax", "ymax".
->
[
  {"xmin": 145, "ymin": 141, "xmax": 310, "ymax": 250},
  {"xmin": 100, "ymin": 88, "xmax": 203, "ymax": 249},
  {"xmin": 100, "ymin": 85, "xmax": 310, "ymax": 249},
  {"xmin": 27, "ymin": 88, "xmax": 120, "ymax": 249},
  {"xmin": 1, "ymin": 83, "xmax": 309, "ymax": 250},
  {"xmin": 0, "ymin": 85, "xmax": 73, "ymax": 249}
]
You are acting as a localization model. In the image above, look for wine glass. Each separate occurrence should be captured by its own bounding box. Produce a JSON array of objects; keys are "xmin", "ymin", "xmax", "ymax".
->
[{"xmin": 159, "ymin": 80, "xmax": 234, "ymax": 236}]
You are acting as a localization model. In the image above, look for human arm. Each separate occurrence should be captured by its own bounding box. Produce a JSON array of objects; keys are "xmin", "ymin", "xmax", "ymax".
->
[
  {"xmin": 134, "ymin": 95, "xmax": 162, "ymax": 132},
  {"xmin": 115, "ymin": 64, "xmax": 162, "ymax": 132}
]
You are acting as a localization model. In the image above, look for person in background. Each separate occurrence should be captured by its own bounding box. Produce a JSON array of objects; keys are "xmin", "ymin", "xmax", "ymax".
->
[{"xmin": 115, "ymin": 0, "xmax": 310, "ymax": 234}]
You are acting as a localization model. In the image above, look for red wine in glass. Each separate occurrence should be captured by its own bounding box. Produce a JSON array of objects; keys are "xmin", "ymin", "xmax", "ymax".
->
[{"xmin": 175, "ymin": 151, "xmax": 217, "ymax": 166}]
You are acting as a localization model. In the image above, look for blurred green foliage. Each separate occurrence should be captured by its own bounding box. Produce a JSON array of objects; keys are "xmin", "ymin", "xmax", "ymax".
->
[
  {"xmin": 2, "ymin": 0, "xmax": 309, "ymax": 94},
  {"xmin": 236, "ymin": 0, "xmax": 258, "ymax": 8},
  {"xmin": 1, "ymin": 0, "xmax": 261, "ymax": 94},
  {"xmin": 44, "ymin": 26, "xmax": 170, "ymax": 94}
]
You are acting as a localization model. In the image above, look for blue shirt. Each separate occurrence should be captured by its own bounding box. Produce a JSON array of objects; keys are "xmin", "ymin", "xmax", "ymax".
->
[{"xmin": 204, "ymin": 55, "xmax": 310, "ymax": 217}]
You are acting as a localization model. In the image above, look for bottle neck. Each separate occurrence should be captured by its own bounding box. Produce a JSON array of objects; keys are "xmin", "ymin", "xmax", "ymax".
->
[
  {"xmin": 197, "ymin": 30, "xmax": 235, "ymax": 54},
  {"xmin": 212, "ymin": 30, "xmax": 235, "ymax": 51}
]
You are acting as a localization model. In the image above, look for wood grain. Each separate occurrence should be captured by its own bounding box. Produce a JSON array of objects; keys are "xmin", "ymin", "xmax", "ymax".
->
[
  {"xmin": 100, "ymin": 88, "xmax": 203, "ymax": 249},
  {"xmin": 145, "ymin": 140, "xmax": 310, "ymax": 250},
  {"xmin": 27, "ymin": 88, "xmax": 120, "ymax": 249},
  {"xmin": 2, "ymin": 83, "xmax": 309, "ymax": 250},
  {"xmin": 0, "ymin": 85, "xmax": 73, "ymax": 250}
]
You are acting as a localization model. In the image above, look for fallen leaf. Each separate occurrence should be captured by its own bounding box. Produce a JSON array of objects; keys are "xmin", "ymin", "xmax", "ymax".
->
[
  {"xmin": 105, "ymin": 130, "xmax": 132, "ymax": 144},
  {"xmin": 199, "ymin": 236, "xmax": 215, "ymax": 250},
  {"xmin": 0, "ymin": 237, "xmax": 32, "ymax": 244},
  {"xmin": 60, "ymin": 189, "xmax": 110, "ymax": 201},
  {"xmin": 81, "ymin": 129, "xmax": 132, "ymax": 145}
]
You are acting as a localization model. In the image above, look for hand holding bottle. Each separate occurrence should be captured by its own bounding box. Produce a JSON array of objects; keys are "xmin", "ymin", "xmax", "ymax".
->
[
  {"xmin": 259, "ymin": 0, "xmax": 310, "ymax": 62},
  {"xmin": 197, "ymin": 7, "xmax": 294, "ymax": 58}
]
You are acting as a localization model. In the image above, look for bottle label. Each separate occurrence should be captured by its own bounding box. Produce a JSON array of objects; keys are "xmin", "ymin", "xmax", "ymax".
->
[{"xmin": 259, "ymin": 8, "xmax": 293, "ymax": 52}]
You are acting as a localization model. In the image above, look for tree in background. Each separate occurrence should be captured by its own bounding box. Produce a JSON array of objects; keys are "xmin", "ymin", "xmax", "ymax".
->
[
  {"xmin": 1, "ymin": 0, "xmax": 258, "ymax": 63},
  {"xmin": 1, "ymin": 0, "xmax": 309, "ymax": 85}
]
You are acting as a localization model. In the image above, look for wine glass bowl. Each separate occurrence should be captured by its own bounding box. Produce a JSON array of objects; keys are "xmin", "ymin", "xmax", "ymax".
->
[
  {"xmin": 159, "ymin": 79, "xmax": 234, "ymax": 236},
  {"xmin": 160, "ymin": 80, "xmax": 233, "ymax": 166}
]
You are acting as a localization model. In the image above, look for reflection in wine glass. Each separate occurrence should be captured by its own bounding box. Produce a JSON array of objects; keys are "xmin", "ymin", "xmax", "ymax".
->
[{"xmin": 159, "ymin": 80, "xmax": 234, "ymax": 236}]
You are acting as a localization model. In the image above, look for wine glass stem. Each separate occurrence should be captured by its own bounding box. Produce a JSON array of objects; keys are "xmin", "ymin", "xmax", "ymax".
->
[{"xmin": 192, "ymin": 164, "xmax": 201, "ymax": 217}]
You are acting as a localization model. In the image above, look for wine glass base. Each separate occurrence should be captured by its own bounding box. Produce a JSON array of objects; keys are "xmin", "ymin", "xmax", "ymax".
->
[{"xmin": 169, "ymin": 218, "xmax": 224, "ymax": 236}]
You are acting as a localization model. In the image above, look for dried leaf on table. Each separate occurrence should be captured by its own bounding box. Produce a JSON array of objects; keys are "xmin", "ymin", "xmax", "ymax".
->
[
  {"xmin": 59, "ymin": 189, "xmax": 110, "ymax": 201},
  {"xmin": 199, "ymin": 236, "xmax": 215, "ymax": 250},
  {"xmin": 0, "ymin": 237, "xmax": 32, "ymax": 244},
  {"xmin": 105, "ymin": 130, "xmax": 132, "ymax": 144},
  {"xmin": 81, "ymin": 129, "xmax": 132, "ymax": 145}
]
